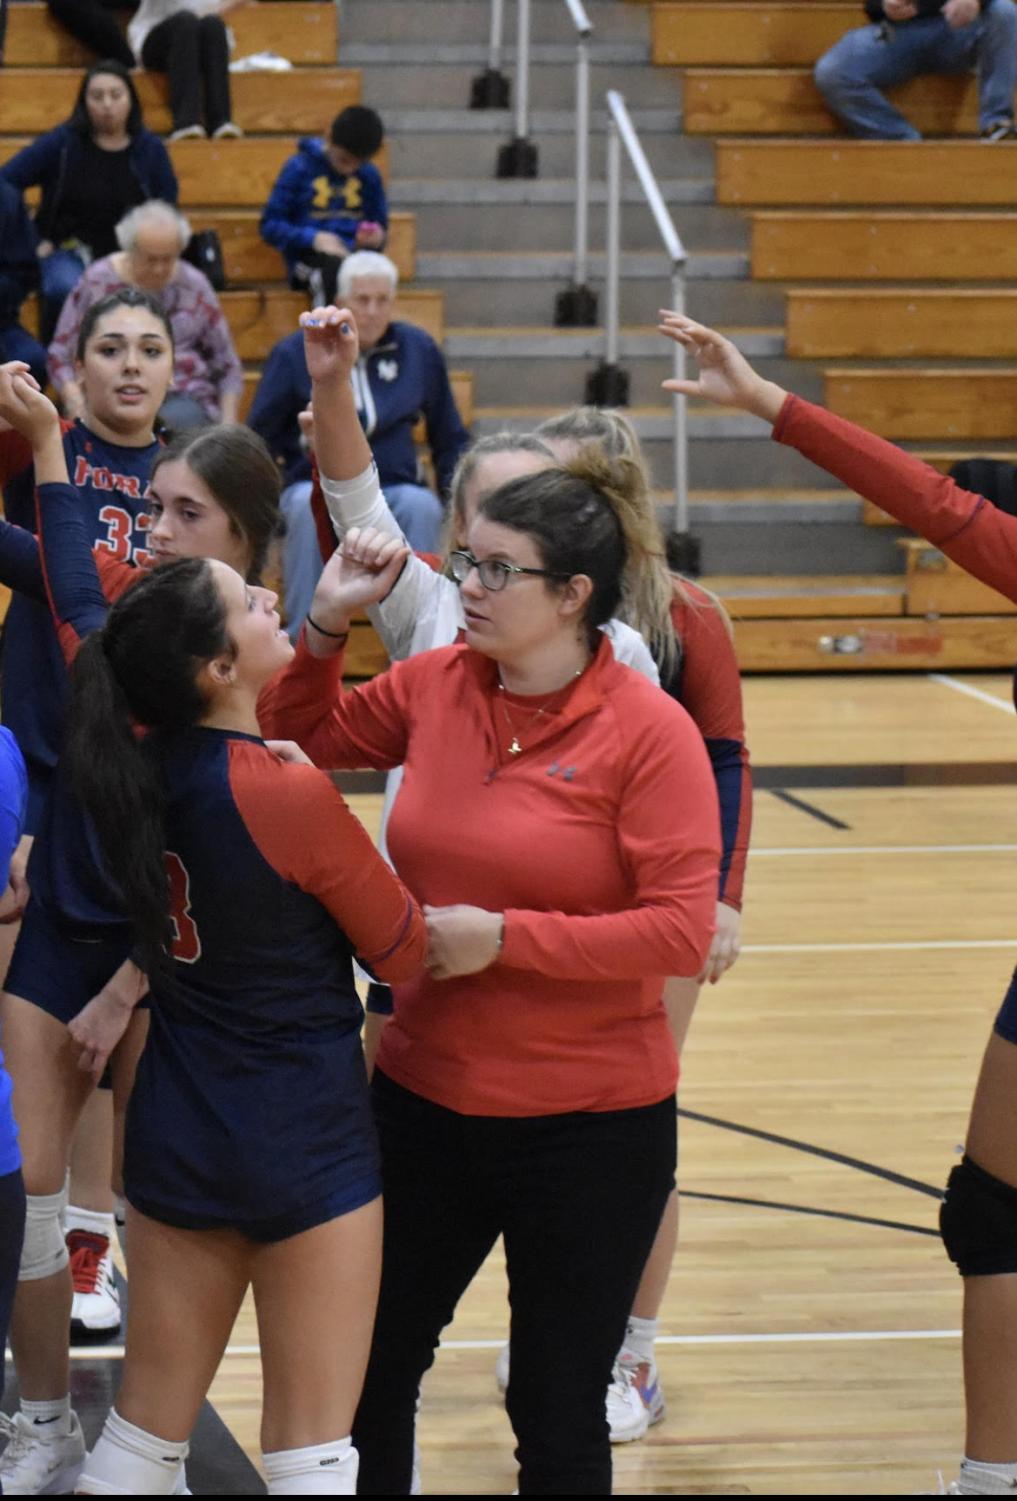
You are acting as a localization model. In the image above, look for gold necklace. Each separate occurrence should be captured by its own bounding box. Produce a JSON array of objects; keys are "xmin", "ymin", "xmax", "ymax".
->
[{"xmin": 497, "ymin": 668, "xmax": 583, "ymax": 756}]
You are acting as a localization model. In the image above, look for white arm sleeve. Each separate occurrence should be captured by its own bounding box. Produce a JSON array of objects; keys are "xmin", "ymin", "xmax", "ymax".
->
[
  {"xmin": 319, "ymin": 466, "xmax": 452, "ymax": 662},
  {"xmin": 601, "ymin": 619, "xmax": 660, "ymax": 686}
]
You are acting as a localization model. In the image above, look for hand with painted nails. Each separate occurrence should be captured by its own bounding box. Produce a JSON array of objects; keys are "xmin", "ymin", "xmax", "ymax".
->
[
  {"xmin": 300, "ymin": 304, "xmax": 360, "ymax": 384},
  {"xmin": 658, "ymin": 311, "xmax": 788, "ymax": 425}
]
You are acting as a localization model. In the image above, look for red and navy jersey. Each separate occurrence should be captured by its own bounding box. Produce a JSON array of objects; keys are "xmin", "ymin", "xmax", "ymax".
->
[
  {"xmin": 0, "ymin": 421, "xmax": 157, "ymax": 829},
  {"xmin": 665, "ymin": 585, "xmax": 753, "ymax": 911},
  {"xmin": 125, "ymin": 726, "xmax": 424, "ymax": 1223}
]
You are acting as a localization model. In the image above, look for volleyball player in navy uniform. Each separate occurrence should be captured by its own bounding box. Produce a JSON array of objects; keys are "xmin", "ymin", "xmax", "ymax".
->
[
  {"xmin": 0, "ymin": 329, "xmax": 286, "ymax": 1494},
  {"xmin": 0, "ymin": 363, "xmax": 425, "ymax": 1491}
]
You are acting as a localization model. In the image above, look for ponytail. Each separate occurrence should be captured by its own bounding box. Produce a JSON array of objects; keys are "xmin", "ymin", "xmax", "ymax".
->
[
  {"xmin": 63, "ymin": 559, "xmax": 233, "ymax": 970},
  {"xmin": 64, "ymin": 633, "xmax": 171, "ymax": 970},
  {"xmin": 535, "ymin": 406, "xmax": 676, "ymax": 677}
]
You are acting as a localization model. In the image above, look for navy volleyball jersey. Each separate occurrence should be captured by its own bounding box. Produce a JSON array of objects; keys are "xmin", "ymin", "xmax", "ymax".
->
[
  {"xmin": 125, "ymin": 729, "xmax": 426, "ymax": 1231},
  {"xmin": 0, "ymin": 422, "xmax": 157, "ymax": 829}
]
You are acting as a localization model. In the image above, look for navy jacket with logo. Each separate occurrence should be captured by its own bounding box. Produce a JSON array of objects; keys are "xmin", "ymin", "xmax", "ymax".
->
[{"xmin": 248, "ymin": 320, "xmax": 470, "ymax": 496}]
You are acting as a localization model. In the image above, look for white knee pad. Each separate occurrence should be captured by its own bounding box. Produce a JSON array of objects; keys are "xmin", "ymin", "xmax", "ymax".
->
[
  {"xmin": 19, "ymin": 1188, "xmax": 69, "ymax": 1281},
  {"xmin": 263, "ymin": 1438, "xmax": 358, "ymax": 1496},
  {"xmin": 76, "ymin": 1409, "xmax": 188, "ymax": 1496}
]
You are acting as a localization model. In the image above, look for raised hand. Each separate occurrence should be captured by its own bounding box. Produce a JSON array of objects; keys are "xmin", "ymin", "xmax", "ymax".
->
[
  {"xmin": 0, "ymin": 363, "xmax": 59, "ymax": 448},
  {"xmin": 309, "ymin": 525, "xmax": 411, "ymax": 642},
  {"xmin": 300, "ymin": 304, "xmax": 359, "ymax": 385},
  {"xmin": 658, "ymin": 311, "xmax": 787, "ymax": 423}
]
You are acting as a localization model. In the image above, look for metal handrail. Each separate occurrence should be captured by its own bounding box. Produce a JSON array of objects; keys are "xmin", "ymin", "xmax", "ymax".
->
[
  {"xmin": 563, "ymin": 0, "xmax": 593, "ymax": 297},
  {"xmin": 604, "ymin": 89, "xmax": 690, "ymax": 542}
]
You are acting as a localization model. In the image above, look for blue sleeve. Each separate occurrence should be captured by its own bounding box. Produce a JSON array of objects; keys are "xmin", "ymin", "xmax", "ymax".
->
[
  {"xmin": 420, "ymin": 341, "xmax": 471, "ymax": 497},
  {"xmin": 247, "ymin": 339, "xmax": 305, "ymax": 464},
  {"xmin": 703, "ymin": 735, "xmax": 747, "ymax": 905},
  {"xmin": 260, "ymin": 157, "xmax": 317, "ymax": 257},
  {"xmin": 146, "ymin": 135, "xmax": 179, "ymax": 205},
  {"xmin": 0, "ymin": 189, "xmax": 39, "ymax": 316},
  {"xmin": 0, "ymin": 130, "xmax": 58, "ymax": 193},
  {"xmin": 35, "ymin": 481, "xmax": 110, "ymax": 644},
  {"xmin": 362, "ymin": 165, "xmax": 388, "ymax": 232},
  {"xmin": 0, "ymin": 730, "xmax": 28, "ymax": 889},
  {"xmin": 0, "ymin": 520, "xmax": 46, "ymax": 602}
]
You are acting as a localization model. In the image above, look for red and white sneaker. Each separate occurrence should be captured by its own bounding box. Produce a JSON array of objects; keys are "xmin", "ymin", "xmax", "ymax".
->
[{"xmin": 68, "ymin": 1229, "xmax": 121, "ymax": 1340}]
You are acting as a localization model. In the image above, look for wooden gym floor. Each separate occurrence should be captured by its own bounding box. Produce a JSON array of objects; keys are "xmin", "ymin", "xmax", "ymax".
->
[{"xmin": 15, "ymin": 668, "xmax": 1017, "ymax": 1493}]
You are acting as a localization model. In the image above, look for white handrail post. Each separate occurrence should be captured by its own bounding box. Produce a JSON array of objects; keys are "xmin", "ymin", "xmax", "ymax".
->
[
  {"xmin": 555, "ymin": 0, "xmax": 597, "ymax": 324},
  {"xmin": 496, "ymin": 0, "xmax": 538, "ymax": 174},
  {"xmin": 585, "ymin": 114, "xmax": 630, "ymax": 406},
  {"xmin": 470, "ymin": 0, "xmax": 510, "ymax": 109},
  {"xmin": 670, "ymin": 262, "xmax": 689, "ymax": 538}
]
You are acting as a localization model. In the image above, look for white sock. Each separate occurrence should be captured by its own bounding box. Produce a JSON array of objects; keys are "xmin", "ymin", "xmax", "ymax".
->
[
  {"xmin": 78, "ymin": 1408, "xmax": 188, "ymax": 1496},
  {"xmin": 620, "ymin": 1315, "xmax": 659, "ymax": 1365},
  {"xmin": 957, "ymin": 1458, "xmax": 1017, "ymax": 1495},
  {"xmin": 263, "ymin": 1437, "xmax": 358, "ymax": 1496},
  {"xmin": 20, "ymin": 1395, "xmax": 73, "ymax": 1437},
  {"xmin": 65, "ymin": 1206, "xmax": 115, "ymax": 1240}
]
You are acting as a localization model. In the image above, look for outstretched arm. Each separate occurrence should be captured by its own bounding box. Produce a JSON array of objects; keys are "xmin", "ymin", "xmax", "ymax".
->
[{"xmin": 659, "ymin": 312, "xmax": 1017, "ymax": 605}]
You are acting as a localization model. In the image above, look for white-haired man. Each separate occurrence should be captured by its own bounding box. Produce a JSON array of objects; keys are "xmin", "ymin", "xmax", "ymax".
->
[
  {"xmin": 249, "ymin": 250, "xmax": 470, "ymax": 635},
  {"xmin": 48, "ymin": 199, "xmax": 243, "ymax": 430}
]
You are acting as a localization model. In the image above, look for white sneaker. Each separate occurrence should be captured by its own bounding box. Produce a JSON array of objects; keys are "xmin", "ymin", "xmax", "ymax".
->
[
  {"xmin": 168, "ymin": 124, "xmax": 206, "ymax": 142},
  {"xmin": 605, "ymin": 1364, "xmax": 650, "ymax": 1444},
  {"xmin": 68, "ymin": 1228, "xmax": 121, "ymax": 1339},
  {"xmin": 494, "ymin": 1342, "xmax": 510, "ymax": 1394},
  {"xmin": 211, "ymin": 121, "xmax": 243, "ymax": 140},
  {"xmin": 615, "ymin": 1350, "xmax": 666, "ymax": 1429},
  {"xmin": 0, "ymin": 1410, "xmax": 86, "ymax": 1495}
]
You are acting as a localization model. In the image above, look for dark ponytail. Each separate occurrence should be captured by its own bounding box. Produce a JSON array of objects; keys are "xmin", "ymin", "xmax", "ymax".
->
[{"xmin": 64, "ymin": 559, "xmax": 233, "ymax": 969}]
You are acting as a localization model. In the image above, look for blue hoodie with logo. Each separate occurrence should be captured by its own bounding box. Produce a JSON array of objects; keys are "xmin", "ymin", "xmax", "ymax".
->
[{"xmin": 260, "ymin": 136, "xmax": 388, "ymax": 276}]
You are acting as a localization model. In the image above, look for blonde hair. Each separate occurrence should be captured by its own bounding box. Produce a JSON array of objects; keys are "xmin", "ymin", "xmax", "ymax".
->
[
  {"xmin": 447, "ymin": 432, "xmax": 555, "ymax": 550},
  {"xmin": 537, "ymin": 405, "xmax": 734, "ymax": 669}
]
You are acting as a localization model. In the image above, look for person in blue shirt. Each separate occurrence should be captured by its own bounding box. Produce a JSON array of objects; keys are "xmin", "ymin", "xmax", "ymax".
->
[
  {"xmin": 0, "ymin": 181, "xmax": 46, "ymax": 390},
  {"xmin": 0, "ymin": 728, "xmax": 29, "ymax": 1456},
  {"xmin": 0, "ymin": 60, "xmax": 177, "ymax": 343},
  {"xmin": 260, "ymin": 106, "xmax": 388, "ymax": 309},
  {"xmin": 249, "ymin": 250, "xmax": 471, "ymax": 635}
]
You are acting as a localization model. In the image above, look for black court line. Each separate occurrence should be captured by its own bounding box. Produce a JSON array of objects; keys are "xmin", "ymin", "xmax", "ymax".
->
[
  {"xmin": 754, "ymin": 762, "xmax": 1017, "ymax": 789},
  {"xmin": 768, "ymin": 789, "xmax": 851, "ymax": 831},
  {"xmin": 681, "ymin": 1190, "xmax": 938, "ymax": 1238},
  {"xmin": 677, "ymin": 1106, "xmax": 945, "ymax": 1201}
]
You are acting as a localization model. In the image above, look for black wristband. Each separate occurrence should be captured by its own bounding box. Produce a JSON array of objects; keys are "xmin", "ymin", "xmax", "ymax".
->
[{"xmin": 306, "ymin": 614, "xmax": 349, "ymax": 642}]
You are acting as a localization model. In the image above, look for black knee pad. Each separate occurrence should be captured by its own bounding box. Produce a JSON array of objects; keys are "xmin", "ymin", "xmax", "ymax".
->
[{"xmin": 940, "ymin": 1155, "xmax": 1017, "ymax": 1277}]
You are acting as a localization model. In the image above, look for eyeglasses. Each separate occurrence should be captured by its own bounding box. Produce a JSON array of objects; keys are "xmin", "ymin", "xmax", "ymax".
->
[{"xmin": 449, "ymin": 550, "xmax": 568, "ymax": 593}]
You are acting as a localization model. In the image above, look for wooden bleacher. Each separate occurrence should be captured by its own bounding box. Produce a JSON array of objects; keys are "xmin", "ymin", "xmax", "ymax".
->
[
  {"xmin": 650, "ymin": 0, "xmax": 1017, "ymax": 668},
  {"xmin": 1, "ymin": 3, "xmax": 476, "ymax": 673}
]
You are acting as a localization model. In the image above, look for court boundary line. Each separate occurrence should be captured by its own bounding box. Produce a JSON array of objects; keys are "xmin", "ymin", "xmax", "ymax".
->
[
  {"xmin": 743, "ymin": 939, "xmax": 1017, "ymax": 954},
  {"xmin": 751, "ymin": 843, "xmax": 1017, "ymax": 857},
  {"xmin": 929, "ymin": 673, "xmax": 1015, "ymax": 716}
]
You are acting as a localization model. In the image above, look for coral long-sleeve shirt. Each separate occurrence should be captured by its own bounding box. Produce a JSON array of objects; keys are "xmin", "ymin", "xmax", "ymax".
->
[
  {"xmin": 261, "ymin": 635, "xmax": 721, "ymax": 1116},
  {"xmin": 773, "ymin": 394, "xmax": 1017, "ymax": 604}
]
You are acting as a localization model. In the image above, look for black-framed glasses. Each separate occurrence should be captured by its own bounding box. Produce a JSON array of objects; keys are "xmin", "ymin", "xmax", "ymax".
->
[{"xmin": 449, "ymin": 550, "xmax": 568, "ymax": 593}]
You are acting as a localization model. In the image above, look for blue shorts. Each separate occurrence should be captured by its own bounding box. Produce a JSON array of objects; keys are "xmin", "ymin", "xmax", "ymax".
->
[
  {"xmin": 366, "ymin": 982, "xmax": 394, "ymax": 1017},
  {"xmin": 126, "ymin": 1175, "xmax": 381, "ymax": 1244},
  {"xmin": 4, "ymin": 899, "xmax": 133, "ymax": 1026}
]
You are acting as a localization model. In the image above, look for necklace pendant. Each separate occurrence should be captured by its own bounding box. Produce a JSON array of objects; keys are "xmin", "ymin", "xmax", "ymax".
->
[{"xmin": 508, "ymin": 736, "xmax": 522, "ymax": 756}]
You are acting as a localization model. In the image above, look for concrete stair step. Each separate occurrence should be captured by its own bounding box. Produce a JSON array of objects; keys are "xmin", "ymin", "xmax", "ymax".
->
[
  {"xmin": 342, "ymin": 0, "xmax": 652, "ymax": 45},
  {"xmin": 357, "ymin": 60, "xmax": 680, "ymax": 109}
]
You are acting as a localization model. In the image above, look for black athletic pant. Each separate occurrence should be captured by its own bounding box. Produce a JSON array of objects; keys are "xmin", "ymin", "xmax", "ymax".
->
[
  {"xmin": 354, "ymin": 1071, "xmax": 676, "ymax": 1496},
  {"xmin": 290, "ymin": 250, "xmax": 346, "ymax": 309},
  {"xmin": 0, "ymin": 1166, "xmax": 26, "ymax": 1413},
  {"xmin": 141, "ymin": 10, "xmax": 231, "ymax": 134},
  {"xmin": 46, "ymin": 0, "xmax": 136, "ymax": 68}
]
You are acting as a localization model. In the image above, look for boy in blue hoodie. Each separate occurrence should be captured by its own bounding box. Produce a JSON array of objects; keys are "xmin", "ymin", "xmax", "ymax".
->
[{"xmin": 260, "ymin": 105, "xmax": 388, "ymax": 306}]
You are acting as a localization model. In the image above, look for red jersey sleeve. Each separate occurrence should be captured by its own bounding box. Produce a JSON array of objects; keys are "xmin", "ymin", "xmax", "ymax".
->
[
  {"xmin": 499, "ymin": 696, "xmax": 721, "ymax": 981},
  {"xmin": 774, "ymin": 394, "xmax": 1017, "ymax": 603},
  {"xmin": 671, "ymin": 586, "xmax": 752, "ymax": 910},
  {"xmin": 228, "ymin": 745, "xmax": 427, "ymax": 983},
  {"xmin": 309, "ymin": 465, "xmax": 338, "ymax": 565},
  {"xmin": 258, "ymin": 632, "xmax": 412, "ymax": 771}
]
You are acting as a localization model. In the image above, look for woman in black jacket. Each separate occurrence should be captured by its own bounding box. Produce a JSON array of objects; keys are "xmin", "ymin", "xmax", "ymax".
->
[{"xmin": 0, "ymin": 60, "xmax": 177, "ymax": 343}]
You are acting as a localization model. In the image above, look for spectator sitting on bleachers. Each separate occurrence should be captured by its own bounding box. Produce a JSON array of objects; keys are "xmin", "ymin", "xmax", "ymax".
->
[
  {"xmin": 129, "ymin": 0, "xmax": 244, "ymax": 142},
  {"xmin": 45, "ymin": 0, "xmax": 138, "ymax": 70},
  {"xmin": 260, "ymin": 105, "xmax": 388, "ymax": 307},
  {"xmin": 814, "ymin": 0, "xmax": 1017, "ymax": 140},
  {"xmin": 48, "ymin": 200, "xmax": 243, "ymax": 431},
  {"xmin": 248, "ymin": 249, "xmax": 470, "ymax": 635},
  {"xmin": 0, "ymin": 59, "xmax": 177, "ymax": 343},
  {"xmin": 0, "ymin": 180, "xmax": 47, "ymax": 388}
]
